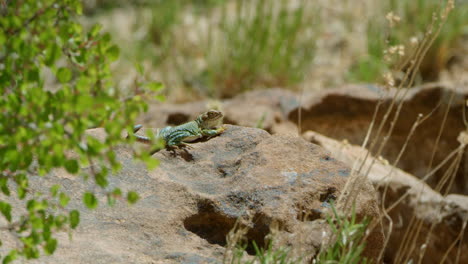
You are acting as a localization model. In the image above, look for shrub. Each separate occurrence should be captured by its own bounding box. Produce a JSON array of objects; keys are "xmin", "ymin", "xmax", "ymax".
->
[{"xmin": 0, "ymin": 0, "xmax": 161, "ymax": 262}]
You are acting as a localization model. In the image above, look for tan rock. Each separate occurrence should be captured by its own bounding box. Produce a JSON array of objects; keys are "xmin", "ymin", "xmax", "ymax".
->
[
  {"xmin": 303, "ymin": 130, "xmax": 468, "ymax": 264},
  {"xmin": 1, "ymin": 125, "xmax": 381, "ymax": 263},
  {"xmin": 288, "ymin": 83, "xmax": 468, "ymax": 194}
]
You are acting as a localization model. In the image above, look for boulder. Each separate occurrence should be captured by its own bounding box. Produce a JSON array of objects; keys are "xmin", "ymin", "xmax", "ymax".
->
[
  {"xmin": 288, "ymin": 83, "xmax": 468, "ymax": 194},
  {"xmin": 303, "ymin": 130, "xmax": 468, "ymax": 264},
  {"xmin": 139, "ymin": 84, "xmax": 468, "ymax": 195},
  {"xmin": 1, "ymin": 125, "xmax": 382, "ymax": 263}
]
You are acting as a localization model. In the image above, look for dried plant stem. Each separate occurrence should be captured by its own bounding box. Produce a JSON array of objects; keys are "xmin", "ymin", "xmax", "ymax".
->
[
  {"xmin": 440, "ymin": 220, "xmax": 467, "ymax": 263},
  {"xmin": 385, "ymin": 144, "xmax": 464, "ymax": 215},
  {"xmin": 426, "ymin": 81, "xmax": 455, "ymax": 178}
]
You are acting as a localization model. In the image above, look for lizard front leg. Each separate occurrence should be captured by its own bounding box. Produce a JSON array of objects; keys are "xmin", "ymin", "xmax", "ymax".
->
[{"xmin": 201, "ymin": 126, "xmax": 226, "ymax": 138}]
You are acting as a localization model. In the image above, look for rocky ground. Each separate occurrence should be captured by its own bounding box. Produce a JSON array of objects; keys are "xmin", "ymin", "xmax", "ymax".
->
[
  {"xmin": 136, "ymin": 83, "xmax": 468, "ymax": 263},
  {"xmin": 1, "ymin": 84, "xmax": 467, "ymax": 263}
]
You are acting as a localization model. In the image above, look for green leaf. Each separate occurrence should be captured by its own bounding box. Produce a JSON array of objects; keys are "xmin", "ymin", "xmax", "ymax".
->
[
  {"xmin": 89, "ymin": 24, "xmax": 103, "ymax": 38},
  {"xmin": 112, "ymin": 188, "xmax": 122, "ymax": 197},
  {"xmin": 24, "ymin": 244, "xmax": 40, "ymax": 259},
  {"xmin": 0, "ymin": 202, "xmax": 12, "ymax": 222},
  {"xmin": 69, "ymin": 210, "xmax": 80, "ymax": 229},
  {"xmin": 64, "ymin": 159, "xmax": 79, "ymax": 174},
  {"xmin": 95, "ymin": 172, "xmax": 109, "ymax": 188},
  {"xmin": 154, "ymin": 94, "xmax": 166, "ymax": 102},
  {"xmin": 27, "ymin": 69, "xmax": 40, "ymax": 82},
  {"xmin": 145, "ymin": 158, "xmax": 160, "ymax": 170},
  {"xmin": 44, "ymin": 44, "xmax": 62, "ymax": 66},
  {"xmin": 50, "ymin": 185, "xmax": 60, "ymax": 197},
  {"xmin": 146, "ymin": 81, "xmax": 164, "ymax": 92},
  {"xmin": 135, "ymin": 62, "xmax": 144, "ymax": 75},
  {"xmin": 2, "ymin": 250, "xmax": 17, "ymax": 264},
  {"xmin": 57, "ymin": 67, "xmax": 72, "ymax": 83},
  {"xmin": 59, "ymin": 192, "xmax": 70, "ymax": 207},
  {"xmin": 83, "ymin": 192, "xmax": 98, "ymax": 209},
  {"xmin": 44, "ymin": 238, "xmax": 58, "ymax": 255},
  {"xmin": 0, "ymin": 178, "xmax": 10, "ymax": 196},
  {"xmin": 17, "ymin": 186, "xmax": 26, "ymax": 200},
  {"xmin": 127, "ymin": 191, "xmax": 139, "ymax": 204},
  {"xmin": 106, "ymin": 45, "xmax": 120, "ymax": 61},
  {"xmin": 27, "ymin": 199, "xmax": 47, "ymax": 212},
  {"xmin": 55, "ymin": 215, "xmax": 67, "ymax": 228},
  {"xmin": 0, "ymin": 31, "xmax": 5, "ymax": 45}
]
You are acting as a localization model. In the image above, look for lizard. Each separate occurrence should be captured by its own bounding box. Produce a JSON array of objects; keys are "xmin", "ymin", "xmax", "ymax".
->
[{"xmin": 131, "ymin": 110, "xmax": 226, "ymax": 150}]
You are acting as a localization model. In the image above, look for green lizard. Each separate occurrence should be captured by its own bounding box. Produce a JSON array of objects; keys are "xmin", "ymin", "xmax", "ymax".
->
[{"xmin": 132, "ymin": 110, "xmax": 226, "ymax": 148}]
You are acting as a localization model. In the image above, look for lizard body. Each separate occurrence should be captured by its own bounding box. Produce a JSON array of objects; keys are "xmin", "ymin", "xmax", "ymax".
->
[{"xmin": 133, "ymin": 110, "xmax": 225, "ymax": 147}]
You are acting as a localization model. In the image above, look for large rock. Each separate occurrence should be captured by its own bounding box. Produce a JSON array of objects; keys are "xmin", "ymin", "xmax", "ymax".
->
[
  {"xmin": 303, "ymin": 130, "xmax": 468, "ymax": 264},
  {"xmin": 1, "ymin": 125, "xmax": 381, "ymax": 263},
  {"xmin": 289, "ymin": 83, "xmax": 468, "ymax": 195},
  {"xmin": 139, "ymin": 84, "xmax": 468, "ymax": 195}
]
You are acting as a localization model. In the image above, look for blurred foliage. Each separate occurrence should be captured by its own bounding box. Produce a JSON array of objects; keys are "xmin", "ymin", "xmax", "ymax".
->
[
  {"xmin": 205, "ymin": 0, "xmax": 318, "ymax": 98},
  {"xmin": 131, "ymin": 0, "xmax": 318, "ymax": 99},
  {"xmin": 82, "ymin": 0, "xmax": 465, "ymax": 98},
  {"xmin": 349, "ymin": 0, "xmax": 467, "ymax": 83},
  {"xmin": 0, "ymin": 0, "xmax": 161, "ymax": 262}
]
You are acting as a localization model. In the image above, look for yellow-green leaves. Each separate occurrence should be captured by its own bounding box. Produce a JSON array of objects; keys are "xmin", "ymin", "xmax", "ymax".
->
[
  {"xmin": 127, "ymin": 191, "xmax": 140, "ymax": 204},
  {"xmin": 69, "ymin": 210, "xmax": 80, "ymax": 229},
  {"xmin": 59, "ymin": 193, "xmax": 70, "ymax": 207},
  {"xmin": 0, "ymin": 202, "xmax": 12, "ymax": 222},
  {"xmin": 64, "ymin": 159, "xmax": 79, "ymax": 174},
  {"xmin": 1, "ymin": 0, "xmax": 161, "ymax": 261},
  {"xmin": 56, "ymin": 67, "xmax": 72, "ymax": 83},
  {"xmin": 89, "ymin": 24, "xmax": 103, "ymax": 38},
  {"xmin": 44, "ymin": 44, "xmax": 62, "ymax": 66},
  {"xmin": 145, "ymin": 81, "xmax": 164, "ymax": 92},
  {"xmin": 83, "ymin": 192, "xmax": 98, "ymax": 209},
  {"xmin": 106, "ymin": 45, "xmax": 120, "ymax": 62},
  {"xmin": 44, "ymin": 238, "xmax": 58, "ymax": 255}
]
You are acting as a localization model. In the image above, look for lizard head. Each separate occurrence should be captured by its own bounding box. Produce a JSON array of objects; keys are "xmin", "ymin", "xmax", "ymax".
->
[{"xmin": 196, "ymin": 110, "xmax": 224, "ymax": 128}]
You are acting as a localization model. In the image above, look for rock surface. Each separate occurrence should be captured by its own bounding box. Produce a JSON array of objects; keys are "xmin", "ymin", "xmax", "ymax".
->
[
  {"xmin": 303, "ymin": 130, "xmax": 468, "ymax": 264},
  {"xmin": 140, "ymin": 84, "xmax": 467, "ymax": 195},
  {"xmin": 1, "ymin": 125, "xmax": 382, "ymax": 263},
  {"xmin": 289, "ymin": 83, "xmax": 468, "ymax": 195}
]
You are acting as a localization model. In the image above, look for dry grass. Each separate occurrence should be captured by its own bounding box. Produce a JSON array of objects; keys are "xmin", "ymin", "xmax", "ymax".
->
[
  {"xmin": 219, "ymin": 0, "xmax": 467, "ymax": 263},
  {"xmin": 337, "ymin": 1, "xmax": 468, "ymax": 263},
  {"xmin": 83, "ymin": 0, "xmax": 466, "ymax": 101}
]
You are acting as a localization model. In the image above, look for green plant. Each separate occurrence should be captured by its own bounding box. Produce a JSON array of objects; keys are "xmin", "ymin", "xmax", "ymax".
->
[
  {"xmin": 316, "ymin": 204, "xmax": 369, "ymax": 264},
  {"xmin": 0, "ymin": 0, "xmax": 161, "ymax": 262},
  {"xmin": 133, "ymin": 0, "xmax": 184, "ymax": 65},
  {"xmin": 204, "ymin": 0, "xmax": 319, "ymax": 98},
  {"xmin": 129, "ymin": 0, "xmax": 319, "ymax": 100},
  {"xmin": 132, "ymin": 0, "xmax": 224, "ymax": 65},
  {"xmin": 248, "ymin": 241, "xmax": 294, "ymax": 264},
  {"xmin": 228, "ymin": 237, "xmax": 297, "ymax": 264},
  {"xmin": 224, "ymin": 205, "xmax": 368, "ymax": 264},
  {"xmin": 348, "ymin": 0, "xmax": 467, "ymax": 83}
]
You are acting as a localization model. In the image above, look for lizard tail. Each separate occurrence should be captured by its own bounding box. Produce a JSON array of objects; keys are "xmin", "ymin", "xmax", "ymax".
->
[
  {"xmin": 126, "ymin": 124, "xmax": 150, "ymax": 142},
  {"xmin": 135, "ymin": 135, "xmax": 151, "ymax": 143},
  {"xmin": 133, "ymin": 124, "xmax": 143, "ymax": 133}
]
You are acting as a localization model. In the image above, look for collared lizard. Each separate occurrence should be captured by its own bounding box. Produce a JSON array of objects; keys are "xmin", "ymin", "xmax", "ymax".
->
[{"xmin": 132, "ymin": 110, "xmax": 226, "ymax": 148}]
